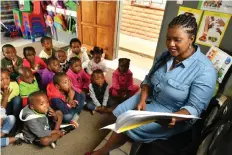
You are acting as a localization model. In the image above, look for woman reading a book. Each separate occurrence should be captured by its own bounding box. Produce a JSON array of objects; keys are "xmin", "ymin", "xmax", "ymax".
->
[{"xmin": 86, "ymin": 14, "xmax": 217, "ymax": 155}]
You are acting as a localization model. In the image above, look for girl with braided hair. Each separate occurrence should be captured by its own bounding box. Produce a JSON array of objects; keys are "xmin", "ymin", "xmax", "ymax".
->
[{"xmin": 85, "ymin": 14, "xmax": 217, "ymax": 155}]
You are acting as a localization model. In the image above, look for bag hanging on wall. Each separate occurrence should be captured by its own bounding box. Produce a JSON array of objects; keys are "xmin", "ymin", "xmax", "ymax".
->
[
  {"xmin": 64, "ymin": 0, "xmax": 76, "ymax": 11},
  {"xmin": 67, "ymin": 16, "xmax": 76, "ymax": 34},
  {"xmin": 54, "ymin": 13, "xmax": 67, "ymax": 32}
]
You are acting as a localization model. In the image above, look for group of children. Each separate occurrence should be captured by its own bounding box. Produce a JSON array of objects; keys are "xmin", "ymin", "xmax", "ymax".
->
[{"xmin": 1, "ymin": 36, "xmax": 139, "ymax": 148}]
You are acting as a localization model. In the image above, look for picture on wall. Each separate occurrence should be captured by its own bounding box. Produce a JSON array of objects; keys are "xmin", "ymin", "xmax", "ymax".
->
[
  {"xmin": 206, "ymin": 46, "xmax": 232, "ymax": 83},
  {"xmin": 198, "ymin": 0, "xmax": 232, "ymax": 14},
  {"xmin": 177, "ymin": 6, "xmax": 203, "ymax": 25},
  {"xmin": 196, "ymin": 11, "xmax": 230, "ymax": 47}
]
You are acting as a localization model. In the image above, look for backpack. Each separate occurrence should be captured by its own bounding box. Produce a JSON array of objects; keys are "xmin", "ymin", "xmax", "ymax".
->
[{"xmin": 196, "ymin": 95, "xmax": 232, "ymax": 155}]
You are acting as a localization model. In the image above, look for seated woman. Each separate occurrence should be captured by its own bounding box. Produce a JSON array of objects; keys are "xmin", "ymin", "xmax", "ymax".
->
[{"xmin": 86, "ymin": 14, "xmax": 217, "ymax": 155}]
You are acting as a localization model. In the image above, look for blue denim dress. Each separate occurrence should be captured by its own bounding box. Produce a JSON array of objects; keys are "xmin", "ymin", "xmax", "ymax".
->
[{"xmin": 113, "ymin": 45, "xmax": 217, "ymax": 143}]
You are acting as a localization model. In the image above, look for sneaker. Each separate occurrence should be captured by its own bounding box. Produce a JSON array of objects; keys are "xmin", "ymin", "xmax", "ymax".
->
[
  {"xmin": 15, "ymin": 133, "xmax": 24, "ymax": 141},
  {"xmin": 60, "ymin": 124, "xmax": 76, "ymax": 134},
  {"xmin": 51, "ymin": 142, "xmax": 56, "ymax": 149}
]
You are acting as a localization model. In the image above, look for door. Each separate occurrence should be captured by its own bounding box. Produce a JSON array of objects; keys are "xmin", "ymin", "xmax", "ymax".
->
[{"xmin": 77, "ymin": 1, "xmax": 118, "ymax": 60}]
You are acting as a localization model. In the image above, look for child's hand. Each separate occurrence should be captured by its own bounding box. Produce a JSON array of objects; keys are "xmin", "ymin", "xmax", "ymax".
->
[
  {"xmin": 48, "ymin": 107, "xmax": 57, "ymax": 118},
  {"xmin": 52, "ymin": 130, "xmax": 64, "ymax": 137},
  {"xmin": 68, "ymin": 100, "xmax": 78, "ymax": 108},
  {"xmin": 2, "ymin": 87, "xmax": 12, "ymax": 99},
  {"xmin": 6, "ymin": 65, "xmax": 14, "ymax": 72},
  {"xmin": 12, "ymin": 57, "xmax": 18, "ymax": 67}
]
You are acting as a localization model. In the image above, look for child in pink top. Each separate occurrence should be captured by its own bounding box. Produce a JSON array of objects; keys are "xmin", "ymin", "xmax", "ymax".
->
[
  {"xmin": 22, "ymin": 46, "xmax": 47, "ymax": 73},
  {"xmin": 66, "ymin": 57, "xmax": 90, "ymax": 94},
  {"xmin": 110, "ymin": 58, "xmax": 139, "ymax": 100}
]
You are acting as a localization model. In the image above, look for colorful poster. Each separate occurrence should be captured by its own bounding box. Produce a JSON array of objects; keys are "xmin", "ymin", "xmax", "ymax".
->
[
  {"xmin": 196, "ymin": 11, "xmax": 230, "ymax": 47},
  {"xmin": 206, "ymin": 46, "xmax": 232, "ymax": 83},
  {"xmin": 198, "ymin": 0, "xmax": 232, "ymax": 14},
  {"xmin": 177, "ymin": 6, "xmax": 203, "ymax": 25}
]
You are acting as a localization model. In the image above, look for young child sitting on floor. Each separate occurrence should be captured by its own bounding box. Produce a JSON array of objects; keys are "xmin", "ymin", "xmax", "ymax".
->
[
  {"xmin": 18, "ymin": 67, "xmax": 40, "ymax": 107},
  {"xmin": 86, "ymin": 47, "xmax": 108, "ymax": 75},
  {"xmin": 22, "ymin": 46, "xmax": 47, "ymax": 73},
  {"xmin": 40, "ymin": 57, "xmax": 60, "ymax": 90},
  {"xmin": 47, "ymin": 73, "xmax": 85, "ymax": 127},
  {"xmin": 67, "ymin": 38, "xmax": 89, "ymax": 69},
  {"xmin": 19, "ymin": 91, "xmax": 63, "ymax": 147},
  {"xmin": 66, "ymin": 57, "xmax": 90, "ymax": 94},
  {"xmin": 1, "ymin": 107, "xmax": 23, "ymax": 147},
  {"xmin": 1, "ymin": 69, "xmax": 21, "ymax": 117},
  {"xmin": 110, "ymin": 58, "xmax": 139, "ymax": 101},
  {"xmin": 1, "ymin": 44, "xmax": 23, "ymax": 81},
  {"xmin": 87, "ymin": 69, "xmax": 111, "ymax": 114},
  {"xmin": 55, "ymin": 49, "xmax": 69, "ymax": 73},
  {"xmin": 39, "ymin": 36, "xmax": 56, "ymax": 60}
]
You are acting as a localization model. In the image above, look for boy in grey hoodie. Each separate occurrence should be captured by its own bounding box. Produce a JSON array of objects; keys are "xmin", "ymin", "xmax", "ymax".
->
[{"xmin": 19, "ymin": 91, "xmax": 63, "ymax": 147}]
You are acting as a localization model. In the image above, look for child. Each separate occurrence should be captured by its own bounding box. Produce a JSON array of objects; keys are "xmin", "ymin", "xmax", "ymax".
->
[
  {"xmin": 47, "ymin": 73, "xmax": 85, "ymax": 127},
  {"xmin": 110, "ymin": 58, "xmax": 139, "ymax": 101},
  {"xmin": 1, "ymin": 69, "xmax": 21, "ymax": 117},
  {"xmin": 1, "ymin": 107, "xmax": 24, "ymax": 147},
  {"xmin": 55, "ymin": 49, "xmax": 69, "ymax": 73},
  {"xmin": 40, "ymin": 57, "xmax": 60, "ymax": 89},
  {"xmin": 67, "ymin": 38, "xmax": 89, "ymax": 68},
  {"xmin": 19, "ymin": 91, "xmax": 63, "ymax": 147},
  {"xmin": 22, "ymin": 46, "xmax": 47, "ymax": 73},
  {"xmin": 18, "ymin": 67, "xmax": 40, "ymax": 107},
  {"xmin": 66, "ymin": 57, "xmax": 90, "ymax": 94},
  {"xmin": 39, "ymin": 36, "xmax": 56, "ymax": 60},
  {"xmin": 87, "ymin": 69, "xmax": 110, "ymax": 114},
  {"xmin": 1, "ymin": 44, "xmax": 23, "ymax": 81},
  {"xmin": 86, "ymin": 46, "xmax": 108, "ymax": 75}
]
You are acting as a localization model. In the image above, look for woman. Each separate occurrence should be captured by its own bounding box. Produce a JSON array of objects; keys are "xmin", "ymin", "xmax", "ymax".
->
[{"xmin": 87, "ymin": 14, "xmax": 217, "ymax": 155}]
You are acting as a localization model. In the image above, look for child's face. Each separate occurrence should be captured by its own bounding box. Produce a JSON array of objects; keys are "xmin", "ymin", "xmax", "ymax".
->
[
  {"xmin": 71, "ymin": 61, "xmax": 82, "ymax": 73},
  {"xmin": 42, "ymin": 39, "xmax": 53, "ymax": 50},
  {"xmin": 56, "ymin": 75, "xmax": 72, "ymax": 92},
  {"xmin": 119, "ymin": 62, "xmax": 129, "ymax": 74},
  {"xmin": 56, "ymin": 51, "xmax": 67, "ymax": 63},
  {"xmin": 30, "ymin": 94, "xmax": 49, "ymax": 114},
  {"xmin": 21, "ymin": 70, "xmax": 34, "ymax": 84},
  {"xmin": 3, "ymin": 47, "xmax": 16, "ymax": 60},
  {"xmin": 93, "ymin": 73, "xmax": 105, "ymax": 88},
  {"xmin": 49, "ymin": 60, "xmax": 60, "ymax": 73},
  {"xmin": 1, "ymin": 72, "xmax": 10, "ymax": 89},
  {"xmin": 25, "ymin": 50, "xmax": 35, "ymax": 63},
  {"xmin": 71, "ymin": 42, "xmax": 81, "ymax": 55},
  {"xmin": 93, "ymin": 54, "xmax": 102, "ymax": 64}
]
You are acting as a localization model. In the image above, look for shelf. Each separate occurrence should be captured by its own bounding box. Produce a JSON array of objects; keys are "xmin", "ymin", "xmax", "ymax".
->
[{"xmin": 46, "ymin": 5, "xmax": 76, "ymax": 17}]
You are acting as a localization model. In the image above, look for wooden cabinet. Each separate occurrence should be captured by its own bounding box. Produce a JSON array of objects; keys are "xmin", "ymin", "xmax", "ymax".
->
[{"xmin": 77, "ymin": 1, "xmax": 117, "ymax": 60}]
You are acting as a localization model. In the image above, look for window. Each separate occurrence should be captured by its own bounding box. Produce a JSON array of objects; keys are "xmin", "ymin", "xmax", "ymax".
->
[{"xmin": 131, "ymin": 0, "xmax": 166, "ymax": 10}]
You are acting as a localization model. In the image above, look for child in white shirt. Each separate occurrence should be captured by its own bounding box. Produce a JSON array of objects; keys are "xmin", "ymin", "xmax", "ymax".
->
[
  {"xmin": 67, "ymin": 38, "xmax": 89, "ymax": 69},
  {"xmin": 86, "ymin": 46, "xmax": 108, "ymax": 75}
]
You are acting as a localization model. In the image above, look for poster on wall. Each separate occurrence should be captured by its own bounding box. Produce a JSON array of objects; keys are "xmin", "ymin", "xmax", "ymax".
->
[
  {"xmin": 196, "ymin": 11, "xmax": 230, "ymax": 47},
  {"xmin": 206, "ymin": 46, "xmax": 232, "ymax": 83},
  {"xmin": 198, "ymin": 0, "xmax": 232, "ymax": 14},
  {"xmin": 177, "ymin": 6, "xmax": 203, "ymax": 25}
]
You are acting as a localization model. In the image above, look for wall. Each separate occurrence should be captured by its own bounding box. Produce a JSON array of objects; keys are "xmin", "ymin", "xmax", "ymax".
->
[
  {"xmin": 120, "ymin": 3, "xmax": 164, "ymax": 42},
  {"xmin": 155, "ymin": 0, "xmax": 232, "ymax": 94}
]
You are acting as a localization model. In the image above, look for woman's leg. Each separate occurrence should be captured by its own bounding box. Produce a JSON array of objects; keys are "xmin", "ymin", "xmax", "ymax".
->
[{"xmin": 93, "ymin": 132, "xmax": 128, "ymax": 155}]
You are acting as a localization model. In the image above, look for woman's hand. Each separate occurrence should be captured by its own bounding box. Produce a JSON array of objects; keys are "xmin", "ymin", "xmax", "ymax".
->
[{"xmin": 137, "ymin": 101, "xmax": 146, "ymax": 111}]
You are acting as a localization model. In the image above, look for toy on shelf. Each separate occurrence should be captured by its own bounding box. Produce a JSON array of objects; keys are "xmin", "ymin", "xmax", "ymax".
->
[
  {"xmin": 22, "ymin": 0, "xmax": 46, "ymax": 42},
  {"xmin": 13, "ymin": 0, "xmax": 32, "ymax": 38}
]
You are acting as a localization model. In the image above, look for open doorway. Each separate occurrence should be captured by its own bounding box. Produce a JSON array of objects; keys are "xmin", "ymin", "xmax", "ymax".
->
[{"xmin": 117, "ymin": 0, "xmax": 167, "ymax": 60}]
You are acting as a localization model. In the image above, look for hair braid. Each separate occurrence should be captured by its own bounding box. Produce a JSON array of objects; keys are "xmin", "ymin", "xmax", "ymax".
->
[{"xmin": 168, "ymin": 14, "xmax": 198, "ymax": 44}]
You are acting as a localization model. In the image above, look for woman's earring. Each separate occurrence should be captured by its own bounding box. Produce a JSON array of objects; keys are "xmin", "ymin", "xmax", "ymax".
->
[{"xmin": 189, "ymin": 44, "xmax": 192, "ymax": 49}]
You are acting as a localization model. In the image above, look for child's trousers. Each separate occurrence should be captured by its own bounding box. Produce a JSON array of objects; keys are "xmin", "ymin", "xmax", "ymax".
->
[
  {"xmin": 51, "ymin": 92, "xmax": 85, "ymax": 123},
  {"xmin": 1, "ymin": 115, "xmax": 16, "ymax": 147}
]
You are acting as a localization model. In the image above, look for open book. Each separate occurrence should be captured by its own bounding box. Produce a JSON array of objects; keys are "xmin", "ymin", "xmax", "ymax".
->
[{"xmin": 101, "ymin": 110, "xmax": 199, "ymax": 133}]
